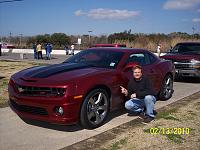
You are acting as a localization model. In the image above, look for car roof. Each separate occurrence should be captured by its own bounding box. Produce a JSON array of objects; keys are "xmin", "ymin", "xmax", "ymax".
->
[
  {"xmin": 91, "ymin": 44, "xmax": 126, "ymax": 47},
  {"xmin": 88, "ymin": 47, "xmax": 149, "ymax": 53},
  {"xmin": 176, "ymin": 42, "xmax": 200, "ymax": 45}
]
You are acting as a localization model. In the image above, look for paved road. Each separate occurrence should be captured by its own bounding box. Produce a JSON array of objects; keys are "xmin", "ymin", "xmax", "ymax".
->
[{"xmin": 0, "ymin": 81, "xmax": 199, "ymax": 150}]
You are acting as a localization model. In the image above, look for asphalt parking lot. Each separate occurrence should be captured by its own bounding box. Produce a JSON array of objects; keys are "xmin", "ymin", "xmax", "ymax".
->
[
  {"xmin": 0, "ymin": 52, "xmax": 69, "ymax": 64},
  {"xmin": 0, "ymin": 52, "xmax": 200, "ymax": 150}
]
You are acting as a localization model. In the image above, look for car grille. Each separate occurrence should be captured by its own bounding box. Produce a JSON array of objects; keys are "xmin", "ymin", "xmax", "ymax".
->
[
  {"xmin": 10, "ymin": 99, "xmax": 48, "ymax": 115},
  {"xmin": 15, "ymin": 84, "xmax": 66, "ymax": 97}
]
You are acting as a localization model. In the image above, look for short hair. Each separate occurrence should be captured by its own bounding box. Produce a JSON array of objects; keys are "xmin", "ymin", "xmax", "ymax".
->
[{"xmin": 132, "ymin": 65, "xmax": 142, "ymax": 71}]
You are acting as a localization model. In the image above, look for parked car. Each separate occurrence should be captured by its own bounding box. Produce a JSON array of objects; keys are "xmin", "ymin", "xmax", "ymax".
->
[
  {"xmin": 91, "ymin": 44, "xmax": 126, "ymax": 48},
  {"xmin": 161, "ymin": 42, "xmax": 200, "ymax": 79},
  {"xmin": 8, "ymin": 48, "xmax": 174, "ymax": 128},
  {"xmin": 1, "ymin": 43, "xmax": 15, "ymax": 49}
]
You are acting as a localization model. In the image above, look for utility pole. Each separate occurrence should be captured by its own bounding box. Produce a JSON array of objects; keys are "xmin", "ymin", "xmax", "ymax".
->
[
  {"xmin": 88, "ymin": 30, "xmax": 93, "ymax": 46},
  {"xmin": 19, "ymin": 34, "xmax": 23, "ymax": 47},
  {"xmin": 192, "ymin": 25, "xmax": 196, "ymax": 39},
  {"xmin": 192, "ymin": 26, "xmax": 195, "ymax": 34},
  {"xmin": 9, "ymin": 32, "xmax": 12, "ymax": 44}
]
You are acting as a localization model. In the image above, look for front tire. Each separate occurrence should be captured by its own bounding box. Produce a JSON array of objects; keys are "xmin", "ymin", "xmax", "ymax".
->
[
  {"xmin": 80, "ymin": 89, "xmax": 110, "ymax": 129},
  {"xmin": 159, "ymin": 74, "xmax": 174, "ymax": 101}
]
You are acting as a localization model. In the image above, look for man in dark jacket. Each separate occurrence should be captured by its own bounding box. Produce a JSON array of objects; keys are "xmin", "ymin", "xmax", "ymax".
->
[
  {"xmin": 121, "ymin": 65, "xmax": 156, "ymax": 124},
  {"xmin": 32, "ymin": 43, "xmax": 37, "ymax": 59}
]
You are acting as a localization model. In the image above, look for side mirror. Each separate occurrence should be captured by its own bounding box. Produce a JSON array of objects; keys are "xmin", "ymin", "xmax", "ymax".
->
[
  {"xmin": 167, "ymin": 48, "xmax": 172, "ymax": 53},
  {"xmin": 123, "ymin": 62, "xmax": 139, "ymax": 71}
]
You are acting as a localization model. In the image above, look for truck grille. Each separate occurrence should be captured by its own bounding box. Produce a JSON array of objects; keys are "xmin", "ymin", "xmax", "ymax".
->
[
  {"xmin": 10, "ymin": 100, "xmax": 48, "ymax": 115},
  {"xmin": 175, "ymin": 63, "xmax": 191, "ymax": 69}
]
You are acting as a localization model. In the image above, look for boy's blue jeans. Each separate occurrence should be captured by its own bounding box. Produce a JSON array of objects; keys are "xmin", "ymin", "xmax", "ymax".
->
[{"xmin": 125, "ymin": 95, "xmax": 156, "ymax": 118}]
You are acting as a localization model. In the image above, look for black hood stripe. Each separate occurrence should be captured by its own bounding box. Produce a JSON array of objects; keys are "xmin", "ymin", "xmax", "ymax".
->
[{"xmin": 24, "ymin": 63, "xmax": 90, "ymax": 78}]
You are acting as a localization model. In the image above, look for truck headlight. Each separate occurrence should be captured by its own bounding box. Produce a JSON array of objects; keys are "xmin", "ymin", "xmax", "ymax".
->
[{"xmin": 191, "ymin": 59, "xmax": 200, "ymax": 64}]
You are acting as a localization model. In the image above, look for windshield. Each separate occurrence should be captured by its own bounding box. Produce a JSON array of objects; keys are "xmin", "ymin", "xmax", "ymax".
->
[
  {"xmin": 64, "ymin": 49, "xmax": 124, "ymax": 69},
  {"xmin": 171, "ymin": 43, "xmax": 200, "ymax": 54}
]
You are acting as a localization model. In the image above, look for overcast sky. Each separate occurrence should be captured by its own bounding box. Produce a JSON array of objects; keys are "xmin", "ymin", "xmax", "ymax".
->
[{"xmin": 0, "ymin": 0, "xmax": 200, "ymax": 36}]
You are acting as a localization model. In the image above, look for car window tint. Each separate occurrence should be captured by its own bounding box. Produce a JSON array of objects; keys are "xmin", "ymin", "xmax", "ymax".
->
[
  {"xmin": 127, "ymin": 53, "xmax": 147, "ymax": 66},
  {"xmin": 82, "ymin": 53, "xmax": 101, "ymax": 61},
  {"xmin": 65, "ymin": 50, "xmax": 124, "ymax": 69},
  {"xmin": 172, "ymin": 43, "xmax": 200, "ymax": 53},
  {"xmin": 147, "ymin": 53, "xmax": 157, "ymax": 64},
  {"xmin": 172, "ymin": 45, "xmax": 179, "ymax": 53}
]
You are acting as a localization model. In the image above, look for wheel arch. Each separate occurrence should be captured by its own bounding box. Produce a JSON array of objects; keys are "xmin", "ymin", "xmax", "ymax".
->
[
  {"xmin": 158, "ymin": 72, "xmax": 174, "ymax": 100},
  {"xmin": 82, "ymin": 84, "xmax": 112, "ymax": 106},
  {"xmin": 78, "ymin": 84, "xmax": 112, "ymax": 123}
]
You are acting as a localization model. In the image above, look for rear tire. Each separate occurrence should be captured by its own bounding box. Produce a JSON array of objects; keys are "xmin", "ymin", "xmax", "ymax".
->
[
  {"xmin": 80, "ymin": 89, "xmax": 110, "ymax": 129},
  {"xmin": 159, "ymin": 74, "xmax": 174, "ymax": 101}
]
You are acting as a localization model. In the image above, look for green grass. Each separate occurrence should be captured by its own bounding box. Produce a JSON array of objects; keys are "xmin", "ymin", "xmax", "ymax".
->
[
  {"xmin": 165, "ymin": 134, "xmax": 184, "ymax": 144},
  {"xmin": 187, "ymin": 111, "xmax": 197, "ymax": 116},
  {"xmin": 156, "ymin": 108, "xmax": 180, "ymax": 121},
  {"xmin": 102, "ymin": 138, "xmax": 128, "ymax": 150},
  {"xmin": 143, "ymin": 128, "xmax": 151, "ymax": 134},
  {"xmin": 194, "ymin": 102, "xmax": 200, "ymax": 110},
  {"xmin": 1, "ymin": 78, "xmax": 8, "ymax": 87},
  {"xmin": 30, "ymin": 62, "xmax": 47, "ymax": 66},
  {"xmin": 194, "ymin": 102, "xmax": 200, "ymax": 106},
  {"xmin": 162, "ymin": 115, "xmax": 180, "ymax": 121},
  {"xmin": 0, "ymin": 78, "xmax": 9, "ymax": 107}
]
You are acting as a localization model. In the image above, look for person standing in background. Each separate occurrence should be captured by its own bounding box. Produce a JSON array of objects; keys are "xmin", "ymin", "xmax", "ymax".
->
[
  {"xmin": 46, "ymin": 43, "xmax": 52, "ymax": 60},
  {"xmin": 37, "ymin": 43, "xmax": 43, "ymax": 59},
  {"xmin": 45, "ymin": 43, "xmax": 48, "ymax": 59},
  {"xmin": 32, "ymin": 43, "xmax": 37, "ymax": 59},
  {"xmin": 157, "ymin": 44, "xmax": 161, "ymax": 57}
]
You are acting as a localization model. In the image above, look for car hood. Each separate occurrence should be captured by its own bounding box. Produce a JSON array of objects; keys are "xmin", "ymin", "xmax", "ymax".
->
[
  {"xmin": 161, "ymin": 53, "xmax": 200, "ymax": 62},
  {"xmin": 12, "ymin": 63, "xmax": 112, "ymax": 86}
]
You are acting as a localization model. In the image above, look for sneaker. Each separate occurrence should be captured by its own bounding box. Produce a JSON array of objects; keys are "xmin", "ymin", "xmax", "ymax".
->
[
  {"xmin": 142, "ymin": 116, "xmax": 154, "ymax": 124},
  {"xmin": 153, "ymin": 110, "xmax": 157, "ymax": 116},
  {"xmin": 138, "ymin": 112, "xmax": 146, "ymax": 119}
]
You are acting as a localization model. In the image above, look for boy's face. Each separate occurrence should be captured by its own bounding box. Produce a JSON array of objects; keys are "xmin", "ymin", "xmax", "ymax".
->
[{"xmin": 133, "ymin": 68, "xmax": 142, "ymax": 79}]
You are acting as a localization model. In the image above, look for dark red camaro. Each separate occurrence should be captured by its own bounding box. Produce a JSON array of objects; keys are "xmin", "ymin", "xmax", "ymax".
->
[{"xmin": 8, "ymin": 48, "xmax": 175, "ymax": 128}]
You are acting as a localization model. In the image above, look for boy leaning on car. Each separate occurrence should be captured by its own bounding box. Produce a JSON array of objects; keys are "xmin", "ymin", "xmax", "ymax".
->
[{"xmin": 120, "ymin": 65, "xmax": 157, "ymax": 124}]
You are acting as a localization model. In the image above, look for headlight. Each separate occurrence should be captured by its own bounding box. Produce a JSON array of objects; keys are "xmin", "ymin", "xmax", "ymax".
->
[
  {"xmin": 190, "ymin": 59, "xmax": 200, "ymax": 64},
  {"xmin": 190, "ymin": 59, "xmax": 200, "ymax": 69}
]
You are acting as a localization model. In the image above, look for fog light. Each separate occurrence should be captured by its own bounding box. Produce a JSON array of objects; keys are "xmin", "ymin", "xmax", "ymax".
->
[{"xmin": 55, "ymin": 106, "xmax": 64, "ymax": 115}]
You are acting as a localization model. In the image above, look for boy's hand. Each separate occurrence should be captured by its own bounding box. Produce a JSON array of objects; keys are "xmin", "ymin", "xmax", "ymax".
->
[
  {"xmin": 130, "ymin": 93, "xmax": 136, "ymax": 99},
  {"xmin": 120, "ymin": 86, "xmax": 128, "ymax": 96}
]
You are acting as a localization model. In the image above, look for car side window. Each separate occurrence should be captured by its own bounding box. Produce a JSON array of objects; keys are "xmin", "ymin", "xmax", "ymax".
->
[
  {"xmin": 126, "ymin": 53, "xmax": 148, "ymax": 66},
  {"xmin": 147, "ymin": 53, "xmax": 157, "ymax": 64},
  {"xmin": 172, "ymin": 45, "xmax": 179, "ymax": 53}
]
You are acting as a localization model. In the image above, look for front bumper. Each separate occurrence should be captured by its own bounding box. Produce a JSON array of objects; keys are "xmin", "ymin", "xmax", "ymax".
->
[
  {"xmin": 174, "ymin": 61, "xmax": 200, "ymax": 78},
  {"xmin": 8, "ymin": 84, "xmax": 82, "ymax": 125}
]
